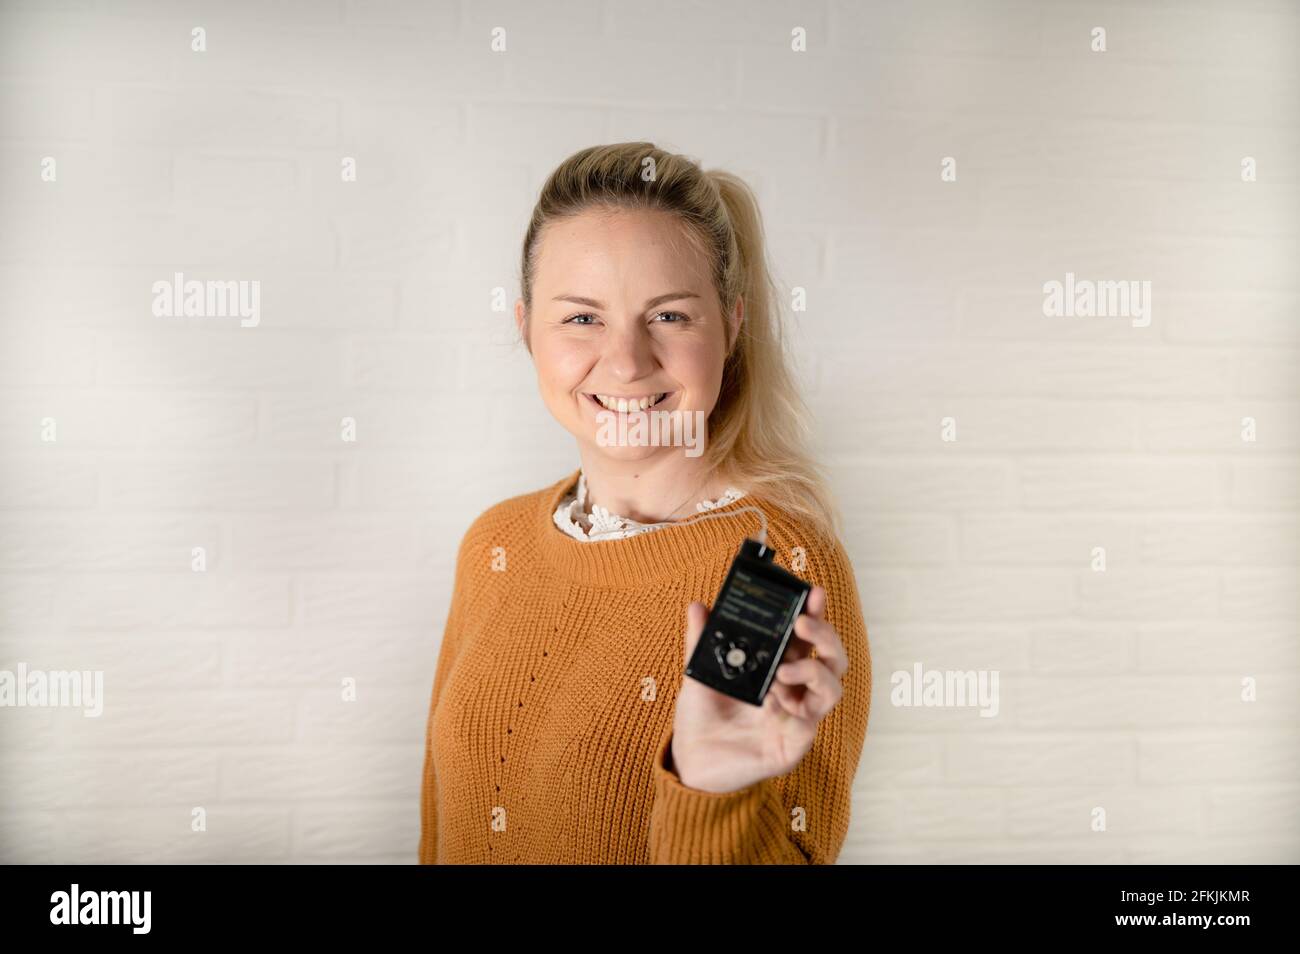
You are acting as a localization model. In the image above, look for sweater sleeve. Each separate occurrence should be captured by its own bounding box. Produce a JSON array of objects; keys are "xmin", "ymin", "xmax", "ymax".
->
[
  {"xmin": 647, "ymin": 536, "xmax": 872, "ymax": 864},
  {"xmin": 418, "ymin": 528, "xmax": 475, "ymax": 865}
]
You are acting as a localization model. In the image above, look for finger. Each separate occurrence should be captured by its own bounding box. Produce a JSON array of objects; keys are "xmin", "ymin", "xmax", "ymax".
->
[
  {"xmin": 781, "ymin": 627, "xmax": 813, "ymax": 663},
  {"xmin": 804, "ymin": 585, "xmax": 826, "ymax": 620},
  {"xmin": 775, "ymin": 657, "xmax": 842, "ymax": 719},
  {"xmin": 775, "ymin": 662, "xmax": 839, "ymax": 722},
  {"xmin": 791, "ymin": 613, "xmax": 848, "ymax": 679},
  {"xmin": 683, "ymin": 601, "xmax": 708, "ymax": 664},
  {"xmin": 768, "ymin": 679, "xmax": 811, "ymax": 721},
  {"xmin": 770, "ymin": 679, "xmax": 818, "ymax": 722}
]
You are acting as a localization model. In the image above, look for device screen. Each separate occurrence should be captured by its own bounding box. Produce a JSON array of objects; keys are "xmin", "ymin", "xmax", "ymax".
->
[{"xmin": 715, "ymin": 567, "xmax": 803, "ymax": 640}]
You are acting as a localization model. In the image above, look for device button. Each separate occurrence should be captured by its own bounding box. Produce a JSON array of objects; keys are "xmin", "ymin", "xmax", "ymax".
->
[
  {"xmin": 725, "ymin": 646, "xmax": 747, "ymax": 668},
  {"xmin": 714, "ymin": 645, "xmax": 740, "ymax": 678}
]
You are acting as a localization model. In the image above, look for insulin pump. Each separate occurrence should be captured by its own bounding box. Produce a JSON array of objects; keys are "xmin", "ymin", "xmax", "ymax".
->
[
  {"xmin": 632, "ymin": 501, "xmax": 812, "ymax": 707},
  {"xmin": 684, "ymin": 536, "xmax": 811, "ymax": 707}
]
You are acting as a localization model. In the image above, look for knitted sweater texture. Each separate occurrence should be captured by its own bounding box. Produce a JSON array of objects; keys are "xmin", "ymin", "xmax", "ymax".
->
[{"xmin": 418, "ymin": 468, "xmax": 872, "ymax": 864}]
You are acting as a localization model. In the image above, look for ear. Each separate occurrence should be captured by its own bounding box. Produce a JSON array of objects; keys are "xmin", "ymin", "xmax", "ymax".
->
[
  {"xmin": 514, "ymin": 298, "xmax": 531, "ymax": 354},
  {"xmin": 727, "ymin": 295, "xmax": 744, "ymax": 353}
]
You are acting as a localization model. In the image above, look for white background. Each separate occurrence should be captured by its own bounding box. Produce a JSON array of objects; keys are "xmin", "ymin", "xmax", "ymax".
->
[{"xmin": 0, "ymin": 0, "xmax": 1296, "ymax": 863}]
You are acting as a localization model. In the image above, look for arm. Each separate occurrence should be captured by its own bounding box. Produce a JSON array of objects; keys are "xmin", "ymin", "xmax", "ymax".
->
[
  {"xmin": 648, "ymin": 537, "xmax": 871, "ymax": 864},
  {"xmin": 418, "ymin": 529, "xmax": 475, "ymax": 865}
]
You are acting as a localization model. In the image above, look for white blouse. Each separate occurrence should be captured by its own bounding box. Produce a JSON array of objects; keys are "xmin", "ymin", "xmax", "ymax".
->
[{"xmin": 553, "ymin": 470, "xmax": 747, "ymax": 542}]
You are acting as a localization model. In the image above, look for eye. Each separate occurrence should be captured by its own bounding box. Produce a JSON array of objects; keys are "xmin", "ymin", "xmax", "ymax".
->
[
  {"xmin": 563, "ymin": 313, "xmax": 598, "ymax": 325},
  {"xmin": 653, "ymin": 311, "xmax": 690, "ymax": 323}
]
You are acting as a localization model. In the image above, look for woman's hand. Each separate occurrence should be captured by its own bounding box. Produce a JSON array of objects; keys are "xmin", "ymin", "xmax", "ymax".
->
[{"xmin": 667, "ymin": 585, "xmax": 848, "ymax": 793}]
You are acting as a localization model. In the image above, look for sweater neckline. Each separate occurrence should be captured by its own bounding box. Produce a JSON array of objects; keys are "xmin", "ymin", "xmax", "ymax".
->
[
  {"xmin": 553, "ymin": 469, "xmax": 748, "ymax": 543},
  {"xmin": 536, "ymin": 467, "xmax": 767, "ymax": 587}
]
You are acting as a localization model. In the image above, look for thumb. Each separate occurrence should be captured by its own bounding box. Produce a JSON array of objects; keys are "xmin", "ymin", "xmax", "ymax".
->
[{"xmin": 683, "ymin": 601, "xmax": 709, "ymax": 665}]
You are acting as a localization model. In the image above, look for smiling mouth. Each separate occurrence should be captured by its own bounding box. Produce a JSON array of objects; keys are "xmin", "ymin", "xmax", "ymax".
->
[{"xmin": 583, "ymin": 392, "xmax": 674, "ymax": 412}]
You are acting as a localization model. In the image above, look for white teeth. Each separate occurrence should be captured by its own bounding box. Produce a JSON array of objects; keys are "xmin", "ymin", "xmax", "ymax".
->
[{"xmin": 592, "ymin": 393, "xmax": 667, "ymax": 411}]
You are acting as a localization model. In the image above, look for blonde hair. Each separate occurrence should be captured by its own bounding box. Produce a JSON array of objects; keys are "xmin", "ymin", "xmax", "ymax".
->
[{"xmin": 517, "ymin": 142, "xmax": 841, "ymax": 542}]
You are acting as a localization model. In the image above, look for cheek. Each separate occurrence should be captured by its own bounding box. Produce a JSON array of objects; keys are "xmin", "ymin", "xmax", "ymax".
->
[
  {"xmin": 533, "ymin": 337, "xmax": 593, "ymax": 391},
  {"xmin": 666, "ymin": 340, "xmax": 723, "ymax": 392}
]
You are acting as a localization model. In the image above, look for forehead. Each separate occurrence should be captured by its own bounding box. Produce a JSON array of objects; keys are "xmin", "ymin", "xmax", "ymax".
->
[{"xmin": 533, "ymin": 207, "xmax": 712, "ymax": 299}]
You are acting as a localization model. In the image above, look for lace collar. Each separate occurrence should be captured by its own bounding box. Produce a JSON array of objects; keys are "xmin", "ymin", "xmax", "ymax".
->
[{"xmin": 552, "ymin": 471, "xmax": 747, "ymax": 542}]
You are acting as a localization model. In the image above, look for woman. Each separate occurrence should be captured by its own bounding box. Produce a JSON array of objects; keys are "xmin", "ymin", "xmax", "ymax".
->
[{"xmin": 419, "ymin": 142, "xmax": 871, "ymax": 864}]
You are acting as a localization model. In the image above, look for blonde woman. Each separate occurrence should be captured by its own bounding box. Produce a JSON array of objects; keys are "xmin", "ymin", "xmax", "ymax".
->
[{"xmin": 419, "ymin": 143, "xmax": 871, "ymax": 864}]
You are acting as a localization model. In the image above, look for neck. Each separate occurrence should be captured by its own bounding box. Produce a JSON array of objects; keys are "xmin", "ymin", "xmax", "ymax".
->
[
  {"xmin": 576, "ymin": 449, "xmax": 735, "ymax": 524},
  {"xmin": 539, "ymin": 468, "xmax": 765, "ymax": 587}
]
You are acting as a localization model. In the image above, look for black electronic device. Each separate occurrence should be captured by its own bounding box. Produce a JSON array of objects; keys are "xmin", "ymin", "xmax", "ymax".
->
[{"xmin": 685, "ymin": 537, "xmax": 811, "ymax": 706}]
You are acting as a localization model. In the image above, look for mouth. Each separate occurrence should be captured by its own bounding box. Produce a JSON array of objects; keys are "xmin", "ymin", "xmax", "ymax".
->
[{"xmin": 582, "ymin": 391, "xmax": 675, "ymax": 413}]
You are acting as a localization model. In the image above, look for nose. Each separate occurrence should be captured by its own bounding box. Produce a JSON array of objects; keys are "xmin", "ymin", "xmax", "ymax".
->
[{"xmin": 600, "ymin": 320, "xmax": 658, "ymax": 384}]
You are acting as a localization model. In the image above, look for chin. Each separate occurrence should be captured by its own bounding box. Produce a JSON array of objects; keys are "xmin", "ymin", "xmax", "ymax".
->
[{"xmin": 583, "ymin": 440, "xmax": 669, "ymax": 464}]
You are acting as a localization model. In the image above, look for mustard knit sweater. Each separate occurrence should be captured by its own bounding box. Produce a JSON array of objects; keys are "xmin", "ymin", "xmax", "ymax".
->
[{"xmin": 418, "ymin": 468, "xmax": 872, "ymax": 864}]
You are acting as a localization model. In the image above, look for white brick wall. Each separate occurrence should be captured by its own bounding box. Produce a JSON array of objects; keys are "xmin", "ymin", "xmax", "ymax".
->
[{"xmin": 0, "ymin": 0, "xmax": 1295, "ymax": 864}]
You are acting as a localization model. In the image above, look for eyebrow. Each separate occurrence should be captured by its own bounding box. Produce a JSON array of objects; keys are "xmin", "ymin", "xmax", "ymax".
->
[{"xmin": 552, "ymin": 291, "xmax": 701, "ymax": 310}]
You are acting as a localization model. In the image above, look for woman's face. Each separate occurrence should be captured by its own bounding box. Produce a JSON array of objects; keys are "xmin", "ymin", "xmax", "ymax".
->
[{"xmin": 516, "ymin": 207, "xmax": 740, "ymax": 464}]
